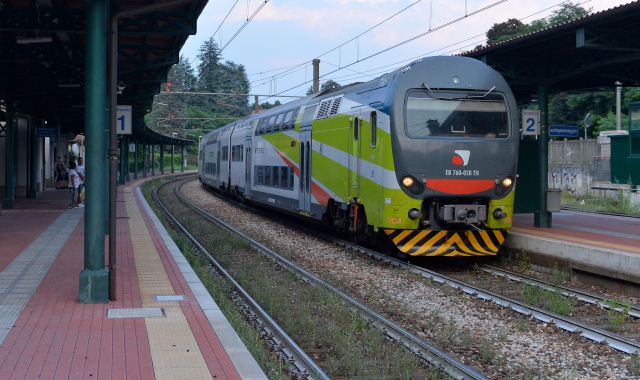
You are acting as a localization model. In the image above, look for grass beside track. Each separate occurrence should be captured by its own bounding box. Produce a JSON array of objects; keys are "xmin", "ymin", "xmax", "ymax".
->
[{"xmin": 143, "ymin": 178, "xmax": 438, "ymax": 379}]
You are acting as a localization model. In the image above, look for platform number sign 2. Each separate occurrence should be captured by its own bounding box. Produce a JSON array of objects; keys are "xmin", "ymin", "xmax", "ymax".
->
[
  {"xmin": 522, "ymin": 109, "xmax": 540, "ymax": 136},
  {"xmin": 116, "ymin": 105, "xmax": 132, "ymax": 135}
]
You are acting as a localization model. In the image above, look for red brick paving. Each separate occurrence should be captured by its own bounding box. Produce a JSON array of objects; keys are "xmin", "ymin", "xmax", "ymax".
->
[{"xmin": 0, "ymin": 173, "xmax": 240, "ymax": 380}]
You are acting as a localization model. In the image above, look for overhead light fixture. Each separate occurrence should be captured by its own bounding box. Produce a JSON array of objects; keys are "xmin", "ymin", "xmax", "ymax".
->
[
  {"xmin": 16, "ymin": 37, "xmax": 52, "ymax": 44},
  {"xmin": 59, "ymin": 84, "xmax": 81, "ymax": 88}
]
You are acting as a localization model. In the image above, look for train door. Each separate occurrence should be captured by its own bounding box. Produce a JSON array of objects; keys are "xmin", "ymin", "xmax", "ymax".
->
[
  {"xmin": 245, "ymin": 136, "xmax": 252, "ymax": 198},
  {"xmin": 298, "ymin": 129, "xmax": 312, "ymax": 214},
  {"xmin": 216, "ymin": 140, "xmax": 221, "ymax": 186},
  {"xmin": 349, "ymin": 108, "xmax": 362, "ymax": 200}
]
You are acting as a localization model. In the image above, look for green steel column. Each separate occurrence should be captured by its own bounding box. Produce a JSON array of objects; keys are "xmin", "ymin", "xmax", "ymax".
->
[
  {"xmin": 534, "ymin": 85, "xmax": 551, "ymax": 228},
  {"xmin": 79, "ymin": 0, "xmax": 109, "ymax": 304},
  {"xmin": 151, "ymin": 144, "xmax": 155, "ymax": 176},
  {"xmin": 160, "ymin": 144, "xmax": 165, "ymax": 174},
  {"xmin": 171, "ymin": 144, "xmax": 175, "ymax": 173},
  {"xmin": 3, "ymin": 98, "xmax": 15, "ymax": 209},
  {"xmin": 119, "ymin": 138, "xmax": 125, "ymax": 184},
  {"xmin": 142, "ymin": 144, "xmax": 147, "ymax": 178},
  {"xmin": 181, "ymin": 145, "xmax": 185, "ymax": 172},
  {"xmin": 125, "ymin": 136, "xmax": 130, "ymax": 182},
  {"xmin": 27, "ymin": 115, "xmax": 38, "ymax": 198},
  {"xmin": 133, "ymin": 142, "xmax": 138, "ymax": 179}
]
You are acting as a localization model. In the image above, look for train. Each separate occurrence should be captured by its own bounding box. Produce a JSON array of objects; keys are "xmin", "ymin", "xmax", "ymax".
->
[{"xmin": 198, "ymin": 56, "xmax": 519, "ymax": 257}]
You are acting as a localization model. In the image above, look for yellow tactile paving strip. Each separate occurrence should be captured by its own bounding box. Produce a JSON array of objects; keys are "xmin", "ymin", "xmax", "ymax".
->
[{"xmin": 125, "ymin": 188, "xmax": 213, "ymax": 380}]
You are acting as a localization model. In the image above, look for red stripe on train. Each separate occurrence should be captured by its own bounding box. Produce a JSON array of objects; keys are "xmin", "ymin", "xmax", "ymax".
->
[{"xmin": 425, "ymin": 179, "xmax": 494, "ymax": 195}]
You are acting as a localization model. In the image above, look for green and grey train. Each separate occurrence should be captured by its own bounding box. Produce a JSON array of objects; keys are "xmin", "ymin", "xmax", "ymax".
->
[{"xmin": 199, "ymin": 56, "xmax": 518, "ymax": 257}]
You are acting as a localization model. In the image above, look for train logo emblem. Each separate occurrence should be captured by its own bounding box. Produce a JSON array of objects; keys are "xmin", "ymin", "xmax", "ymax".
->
[{"xmin": 452, "ymin": 150, "xmax": 470, "ymax": 166}]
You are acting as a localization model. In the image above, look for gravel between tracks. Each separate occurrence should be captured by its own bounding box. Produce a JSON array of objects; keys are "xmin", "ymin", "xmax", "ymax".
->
[{"xmin": 180, "ymin": 179, "xmax": 639, "ymax": 379}]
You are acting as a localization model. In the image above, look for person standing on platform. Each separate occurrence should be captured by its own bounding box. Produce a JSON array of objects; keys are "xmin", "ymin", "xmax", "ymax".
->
[
  {"xmin": 76, "ymin": 157, "xmax": 85, "ymax": 207},
  {"xmin": 54, "ymin": 156, "xmax": 63, "ymax": 189},
  {"xmin": 67, "ymin": 161, "xmax": 79, "ymax": 209},
  {"xmin": 62, "ymin": 154, "xmax": 68, "ymax": 183}
]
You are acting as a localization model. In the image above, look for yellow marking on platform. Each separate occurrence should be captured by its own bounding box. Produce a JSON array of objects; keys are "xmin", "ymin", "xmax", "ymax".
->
[
  {"xmin": 511, "ymin": 227, "xmax": 640, "ymax": 254},
  {"xmin": 125, "ymin": 189, "xmax": 212, "ymax": 380}
]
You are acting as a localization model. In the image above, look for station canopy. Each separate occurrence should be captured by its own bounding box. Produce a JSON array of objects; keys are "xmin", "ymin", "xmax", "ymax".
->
[
  {"xmin": 462, "ymin": 1, "xmax": 640, "ymax": 102},
  {"xmin": 0, "ymin": 0, "xmax": 208, "ymax": 146}
]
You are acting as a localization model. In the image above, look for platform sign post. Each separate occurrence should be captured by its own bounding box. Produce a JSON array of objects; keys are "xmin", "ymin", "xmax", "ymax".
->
[
  {"xmin": 522, "ymin": 109, "xmax": 540, "ymax": 136},
  {"xmin": 116, "ymin": 105, "xmax": 132, "ymax": 135}
]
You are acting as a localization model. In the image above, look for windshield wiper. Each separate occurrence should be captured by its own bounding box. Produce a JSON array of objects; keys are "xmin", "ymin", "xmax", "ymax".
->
[
  {"xmin": 422, "ymin": 83, "xmax": 496, "ymax": 100},
  {"xmin": 466, "ymin": 86, "xmax": 496, "ymax": 99}
]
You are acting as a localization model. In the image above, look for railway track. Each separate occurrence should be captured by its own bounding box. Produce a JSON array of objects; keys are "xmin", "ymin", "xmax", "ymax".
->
[
  {"xmin": 153, "ymin": 177, "xmax": 330, "ymax": 380},
  {"xmin": 155, "ymin": 176, "xmax": 488, "ymax": 380},
  {"xmin": 190, "ymin": 179, "xmax": 640, "ymax": 355}
]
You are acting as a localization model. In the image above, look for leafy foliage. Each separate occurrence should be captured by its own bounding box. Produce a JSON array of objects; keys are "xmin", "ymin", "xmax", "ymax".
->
[
  {"xmin": 485, "ymin": 2, "xmax": 592, "ymax": 45},
  {"xmin": 306, "ymin": 79, "xmax": 342, "ymax": 95},
  {"xmin": 145, "ymin": 37, "xmax": 251, "ymax": 140}
]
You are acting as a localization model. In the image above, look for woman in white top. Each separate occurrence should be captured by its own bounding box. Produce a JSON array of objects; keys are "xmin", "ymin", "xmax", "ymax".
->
[{"xmin": 67, "ymin": 161, "xmax": 79, "ymax": 209}]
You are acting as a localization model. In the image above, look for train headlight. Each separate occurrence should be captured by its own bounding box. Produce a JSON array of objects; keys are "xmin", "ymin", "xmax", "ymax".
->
[
  {"xmin": 494, "ymin": 175, "xmax": 514, "ymax": 196},
  {"xmin": 452, "ymin": 76, "xmax": 461, "ymax": 85},
  {"xmin": 401, "ymin": 175, "xmax": 424, "ymax": 195}
]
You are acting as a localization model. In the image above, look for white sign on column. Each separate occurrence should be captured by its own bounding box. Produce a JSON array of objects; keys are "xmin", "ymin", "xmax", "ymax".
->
[
  {"xmin": 116, "ymin": 105, "xmax": 132, "ymax": 135},
  {"xmin": 129, "ymin": 143, "xmax": 136, "ymax": 152},
  {"xmin": 522, "ymin": 109, "xmax": 540, "ymax": 136}
]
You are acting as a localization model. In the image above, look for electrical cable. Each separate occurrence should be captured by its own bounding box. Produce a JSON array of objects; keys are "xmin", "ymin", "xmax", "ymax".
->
[
  {"xmin": 212, "ymin": 0, "xmax": 241, "ymax": 47},
  {"xmin": 220, "ymin": 0, "xmax": 269, "ymax": 52}
]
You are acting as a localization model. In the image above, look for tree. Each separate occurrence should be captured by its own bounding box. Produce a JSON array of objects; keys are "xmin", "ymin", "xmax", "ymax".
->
[
  {"xmin": 486, "ymin": 18, "xmax": 525, "ymax": 44},
  {"xmin": 146, "ymin": 55, "xmax": 196, "ymax": 137},
  {"xmin": 486, "ymin": 3, "xmax": 591, "ymax": 44},
  {"xmin": 306, "ymin": 79, "xmax": 343, "ymax": 95},
  {"xmin": 196, "ymin": 37, "xmax": 251, "ymax": 118},
  {"xmin": 547, "ymin": 1, "xmax": 592, "ymax": 25}
]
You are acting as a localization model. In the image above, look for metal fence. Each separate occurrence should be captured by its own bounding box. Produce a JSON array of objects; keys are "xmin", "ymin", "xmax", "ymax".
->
[{"xmin": 593, "ymin": 156, "xmax": 611, "ymax": 181}]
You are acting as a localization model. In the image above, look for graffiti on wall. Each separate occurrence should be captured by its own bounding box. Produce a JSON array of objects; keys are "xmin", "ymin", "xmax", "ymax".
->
[{"xmin": 550, "ymin": 165, "xmax": 582, "ymax": 194}]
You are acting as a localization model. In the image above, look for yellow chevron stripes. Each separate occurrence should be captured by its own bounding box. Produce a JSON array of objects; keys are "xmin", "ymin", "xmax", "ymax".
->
[{"xmin": 384, "ymin": 228, "xmax": 510, "ymax": 257}]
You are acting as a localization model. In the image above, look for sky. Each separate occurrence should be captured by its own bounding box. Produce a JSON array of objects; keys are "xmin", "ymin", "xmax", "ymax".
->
[{"xmin": 179, "ymin": 0, "xmax": 634, "ymax": 105}]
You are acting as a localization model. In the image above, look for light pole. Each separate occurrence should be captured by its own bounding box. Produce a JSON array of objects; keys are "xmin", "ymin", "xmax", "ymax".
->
[{"xmin": 171, "ymin": 132, "xmax": 176, "ymax": 173}]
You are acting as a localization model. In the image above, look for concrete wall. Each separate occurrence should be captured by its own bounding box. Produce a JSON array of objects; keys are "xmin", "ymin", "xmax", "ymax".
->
[{"xmin": 547, "ymin": 138, "xmax": 639, "ymax": 205}]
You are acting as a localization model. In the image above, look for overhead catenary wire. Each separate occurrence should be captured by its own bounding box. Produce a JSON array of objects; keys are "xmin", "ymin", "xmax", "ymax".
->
[
  {"xmin": 212, "ymin": 0, "xmax": 241, "ymax": 47},
  {"xmin": 220, "ymin": 0, "xmax": 269, "ymax": 52},
  {"xmin": 263, "ymin": 0, "xmax": 510, "ymax": 101},
  {"xmin": 269, "ymin": 0, "xmax": 592, "ymax": 100}
]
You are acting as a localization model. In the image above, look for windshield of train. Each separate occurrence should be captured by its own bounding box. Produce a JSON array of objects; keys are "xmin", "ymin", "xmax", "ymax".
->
[{"xmin": 405, "ymin": 91, "xmax": 509, "ymax": 139}]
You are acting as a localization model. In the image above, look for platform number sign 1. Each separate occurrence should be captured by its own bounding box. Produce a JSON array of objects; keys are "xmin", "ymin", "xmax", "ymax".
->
[
  {"xmin": 116, "ymin": 105, "xmax": 132, "ymax": 135},
  {"xmin": 522, "ymin": 109, "xmax": 540, "ymax": 136}
]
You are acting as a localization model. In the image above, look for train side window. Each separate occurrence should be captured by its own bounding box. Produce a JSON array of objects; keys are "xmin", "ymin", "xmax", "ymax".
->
[
  {"xmin": 257, "ymin": 166, "xmax": 264, "ymax": 185},
  {"xmin": 274, "ymin": 113, "xmax": 285, "ymax": 132},
  {"xmin": 290, "ymin": 108, "xmax": 299, "ymax": 131},
  {"xmin": 370, "ymin": 112, "xmax": 377, "ymax": 148},
  {"xmin": 267, "ymin": 116, "xmax": 276, "ymax": 133},
  {"xmin": 258, "ymin": 118, "xmax": 267, "ymax": 135},
  {"xmin": 282, "ymin": 111, "xmax": 293, "ymax": 130},
  {"xmin": 288, "ymin": 166, "xmax": 294, "ymax": 190},
  {"xmin": 272, "ymin": 166, "xmax": 279, "ymax": 187},
  {"xmin": 354, "ymin": 117, "xmax": 359, "ymax": 141},
  {"xmin": 265, "ymin": 166, "xmax": 271, "ymax": 186},
  {"xmin": 280, "ymin": 166, "xmax": 288, "ymax": 188}
]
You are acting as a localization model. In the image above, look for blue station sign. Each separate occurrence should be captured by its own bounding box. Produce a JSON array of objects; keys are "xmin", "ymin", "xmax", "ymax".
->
[
  {"xmin": 549, "ymin": 125, "xmax": 578, "ymax": 138},
  {"xmin": 36, "ymin": 127, "xmax": 58, "ymax": 138}
]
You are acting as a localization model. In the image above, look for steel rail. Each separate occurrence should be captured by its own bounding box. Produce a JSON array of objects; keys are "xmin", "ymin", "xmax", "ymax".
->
[
  {"xmin": 176, "ymin": 180, "xmax": 488, "ymax": 380},
  {"xmin": 193, "ymin": 180, "xmax": 640, "ymax": 354},
  {"xmin": 478, "ymin": 264, "xmax": 640, "ymax": 319},
  {"xmin": 326, "ymin": 239, "xmax": 640, "ymax": 354},
  {"xmin": 152, "ymin": 177, "xmax": 329, "ymax": 380}
]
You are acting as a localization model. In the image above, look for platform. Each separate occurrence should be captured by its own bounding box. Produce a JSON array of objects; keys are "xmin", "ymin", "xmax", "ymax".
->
[
  {"xmin": 506, "ymin": 211, "xmax": 640, "ymax": 295},
  {"xmin": 0, "ymin": 176, "xmax": 267, "ymax": 380}
]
